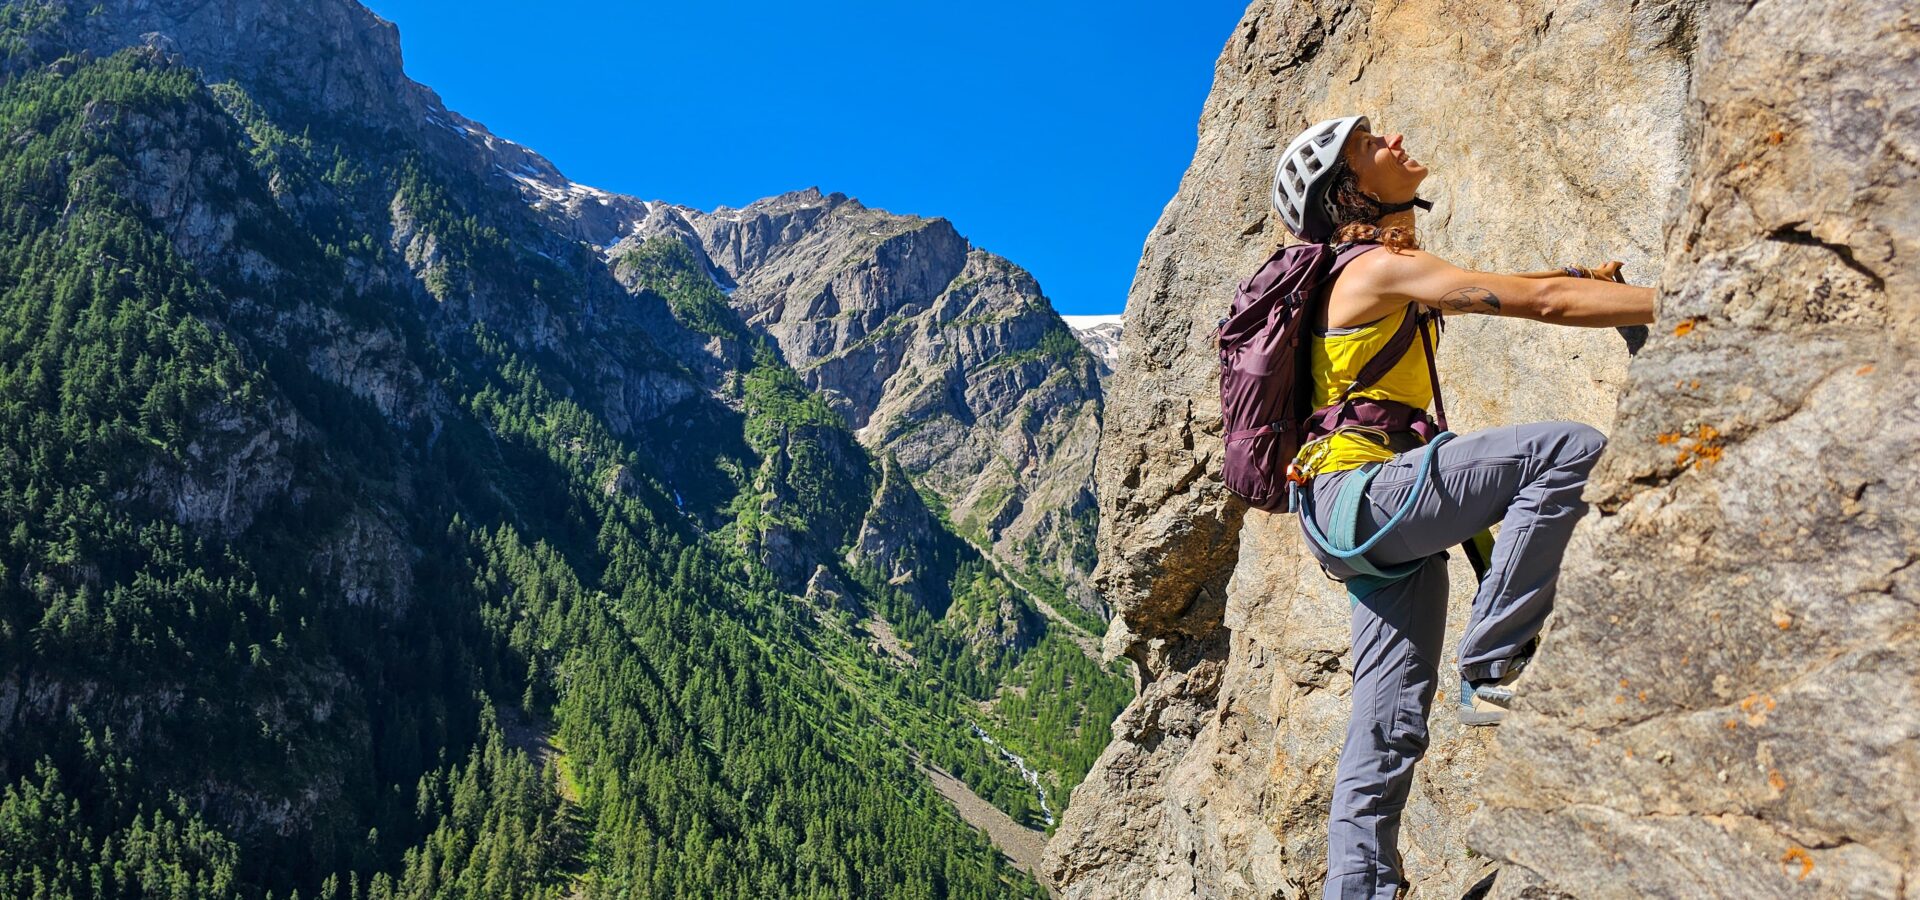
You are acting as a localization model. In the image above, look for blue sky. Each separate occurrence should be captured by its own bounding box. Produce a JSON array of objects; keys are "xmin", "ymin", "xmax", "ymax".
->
[{"xmin": 360, "ymin": 1, "xmax": 1245, "ymax": 316}]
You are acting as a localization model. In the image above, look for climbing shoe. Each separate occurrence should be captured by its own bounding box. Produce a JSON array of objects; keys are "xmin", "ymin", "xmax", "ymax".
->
[
  {"xmin": 1457, "ymin": 638, "xmax": 1539, "ymax": 726},
  {"xmin": 1458, "ymin": 676, "xmax": 1516, "ymax": 726}
]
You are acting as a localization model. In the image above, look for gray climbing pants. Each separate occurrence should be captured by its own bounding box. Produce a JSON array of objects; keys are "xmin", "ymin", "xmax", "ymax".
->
[{"xmin": 1299, "ymin": 420, "xmax": 1607, "ymax": 900}]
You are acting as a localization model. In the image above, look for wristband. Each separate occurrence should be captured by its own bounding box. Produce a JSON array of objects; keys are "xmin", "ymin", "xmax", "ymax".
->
[{"xmin": 1564, "ymin": 266, "xmax": 1587, "ymax": 278}]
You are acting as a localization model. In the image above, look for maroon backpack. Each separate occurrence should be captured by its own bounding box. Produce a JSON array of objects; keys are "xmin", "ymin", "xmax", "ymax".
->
[{"xmin": 1215, "ymin": 241, "xmax": 1447, "ymax": 513}]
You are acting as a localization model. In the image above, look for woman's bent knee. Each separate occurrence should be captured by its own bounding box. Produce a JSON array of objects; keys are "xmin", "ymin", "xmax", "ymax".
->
[{"xmin": 1545, "ymin": 420, "xmax": 1607, "ymax": 466}]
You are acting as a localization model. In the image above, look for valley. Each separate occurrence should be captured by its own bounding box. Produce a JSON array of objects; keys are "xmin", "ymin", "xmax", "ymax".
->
[{"xmin": 0, "ymin": 1, "xmax": 1134, "ymax": 897}]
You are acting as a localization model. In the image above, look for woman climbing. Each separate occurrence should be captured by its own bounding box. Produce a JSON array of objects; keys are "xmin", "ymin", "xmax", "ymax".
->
[{"xmin": 1267, "ymin": 115, "xmax": 1655, "ymax": 900}]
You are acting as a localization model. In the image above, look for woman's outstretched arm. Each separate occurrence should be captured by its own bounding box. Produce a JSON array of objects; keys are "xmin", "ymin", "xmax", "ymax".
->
[{"xmin": 1345, "ymin": 249, "xmax": 1655, "ymax": 327}]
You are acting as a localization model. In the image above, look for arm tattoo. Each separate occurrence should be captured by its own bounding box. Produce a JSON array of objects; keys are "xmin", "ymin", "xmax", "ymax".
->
[{"xmin": 1439, "ymin": 286, "xmax": 1502, "ymax": 313}]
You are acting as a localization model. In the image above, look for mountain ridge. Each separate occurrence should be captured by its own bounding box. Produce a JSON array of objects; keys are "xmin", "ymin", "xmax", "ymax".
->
[{"xmin": 0, "ymin": 1, "xmax": 1131, "ymax": 896}]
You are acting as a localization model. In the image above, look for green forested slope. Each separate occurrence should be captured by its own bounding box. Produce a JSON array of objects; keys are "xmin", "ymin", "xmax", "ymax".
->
[{"xmin": 0, "ymin": 14, "xmax": 1125, "ymax": 899}]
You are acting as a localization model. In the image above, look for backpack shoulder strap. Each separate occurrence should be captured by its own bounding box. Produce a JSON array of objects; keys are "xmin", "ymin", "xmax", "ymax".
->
[
  {"xmin": 1315, "ymin": 241, "xmax": 1453, "ymax": 434},
  {"xmin": 1417, "ymin": 308, "xmax": 1448, "ymax": 432},
  {"xmin": 1329, "ymin": 241, "xmax": 1382, "ymax": 270},
  {"xmin": 1336, "ymin": 303, "xmax": 1420, "ymax": 400},
  {"xmin": 1324, "ymin": 242, "xmax": 1415, "ymax": 401},
  {"xmin": 1328, "ymin": 304, "xmax": 1448, "ymax": 429}
]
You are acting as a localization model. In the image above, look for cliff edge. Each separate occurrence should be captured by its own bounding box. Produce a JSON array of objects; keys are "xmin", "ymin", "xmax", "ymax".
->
[{"xmin": 1473, "ymin": 0, "xmax": 1916, "ymax": 895}]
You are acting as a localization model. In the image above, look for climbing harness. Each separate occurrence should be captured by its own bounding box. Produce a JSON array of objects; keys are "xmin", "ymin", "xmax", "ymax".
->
[
  {"xmin": 1290, "ymin": 294, "xmax": 1498, "ymax": 606},
  {"xmin": 1292, "ymin": 430, "xmax": 1457, "ymax": 604}
]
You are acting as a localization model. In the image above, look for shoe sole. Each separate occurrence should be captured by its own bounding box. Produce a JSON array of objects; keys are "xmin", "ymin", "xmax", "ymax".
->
[
  {"xmin": 1458, "ymin": 677, "xmax": 1510, "ymax": 726},
  {"xmin": 1458, "ymin": 707, "xmax": 1506, "ymax": 726}
]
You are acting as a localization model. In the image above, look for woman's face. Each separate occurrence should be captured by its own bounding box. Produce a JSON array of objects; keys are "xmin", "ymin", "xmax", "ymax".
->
[{"xmin": 1343, "ymin": 126, "xmax": 1428, "ymax": 204}]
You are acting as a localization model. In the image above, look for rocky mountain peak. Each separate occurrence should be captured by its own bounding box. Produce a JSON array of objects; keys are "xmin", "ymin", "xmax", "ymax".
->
[
  {"xmin": 1061, "ymin": 315, "xmax": 1122, "ymax": 380},
  {"xmin": 38, "ymin": 0, "xmax": 699, "ymax": 258},
  {"xmin": 714, "ymin": 186, "xmax": 853, "ymax": 217},
  {"xmin": 662, "ymin": 188, "xmax": 1108, "ymax": 620},
  {"xmin": 56, "ymin": 0, "xmax": 421, "ymax": 127}
]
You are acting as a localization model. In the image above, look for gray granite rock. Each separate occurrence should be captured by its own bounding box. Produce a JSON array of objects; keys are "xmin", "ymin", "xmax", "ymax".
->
[
  {"xmin": 1047, "ymin": 1, "xmax": 1698, "ymax": 896},
  {"xmin": 1473, "ymin": 0, "xmax": 1919, "ymax": 896},
  {"xmin": 58, "ymin": 0, "xmax": 426, "ymax": 129}
]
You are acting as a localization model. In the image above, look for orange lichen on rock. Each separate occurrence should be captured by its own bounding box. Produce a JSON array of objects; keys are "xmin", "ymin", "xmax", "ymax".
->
[
  {"xmin": 1740, "ymin": 693, "xmax": 1777, "ymax": 726},
  {"xmin": 1781, "ymin": 846, "xmax": 1814, "ymax": 880},
  {"xmin": 1739, "ymin": 694, "xmax": 1777, "ymax": 713},
  {"xmin": 1669, "ymin": 424, "xmax": 1725, "ymax": 470},
  {"xmin": 1674, "ymin": 318, "xmax": 1698, "ymax": 336},
  {"xmin": 1768, "ymin": 129, "xmax": 1786, "ymax": 145},
  {"xmin": 1768, "ymin": 769, "xmax": 1787, "ymax": 792}
]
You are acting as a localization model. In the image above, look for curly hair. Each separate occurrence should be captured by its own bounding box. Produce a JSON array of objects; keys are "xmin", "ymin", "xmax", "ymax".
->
[{"xmin": 1324, "ymin": 158, "xmax": 1418, "ymax": 252}]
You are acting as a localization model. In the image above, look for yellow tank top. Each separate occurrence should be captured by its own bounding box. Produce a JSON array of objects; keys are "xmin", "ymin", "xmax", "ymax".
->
[{"xmin": 1291, "ymin": 303, "xmax": 1438, "ymax": 479}]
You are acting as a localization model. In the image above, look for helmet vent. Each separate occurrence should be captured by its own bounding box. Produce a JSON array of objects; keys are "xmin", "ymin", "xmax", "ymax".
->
[{"xmin": 1272, "ymin": 115, "xmax": 1374, "ymax": 242}]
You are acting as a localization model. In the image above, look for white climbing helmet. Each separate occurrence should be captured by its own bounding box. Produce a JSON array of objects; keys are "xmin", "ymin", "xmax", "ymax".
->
[{"xmin": 1272, "ymin": 115, "xmax": 1368, "ymax": 243}]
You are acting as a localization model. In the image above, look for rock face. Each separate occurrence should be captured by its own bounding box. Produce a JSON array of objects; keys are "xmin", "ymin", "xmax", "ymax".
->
[
  {"xmin": 848, "ymin": 455, "xmax": 964, "ymax": 617},
  {"xmin": 666, "ymin": 189, "xmax": 1109, "ymax": 620},
  {"xmin": 1046, "ymin": 0, "xmax": 1699, "ymax": 896},
  {"xmin": 56, "ymin": 0, "xmax": 426, "ymax": 129},
  {"xmin": 1472, "ymin": 1, "xmax": 1919, "ymax": 896}
]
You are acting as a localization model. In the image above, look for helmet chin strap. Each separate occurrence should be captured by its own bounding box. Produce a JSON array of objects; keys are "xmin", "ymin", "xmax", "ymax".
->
[{"xmin": 1377, "ymin": 196, "xmax": 1434, "ymax": 215}]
